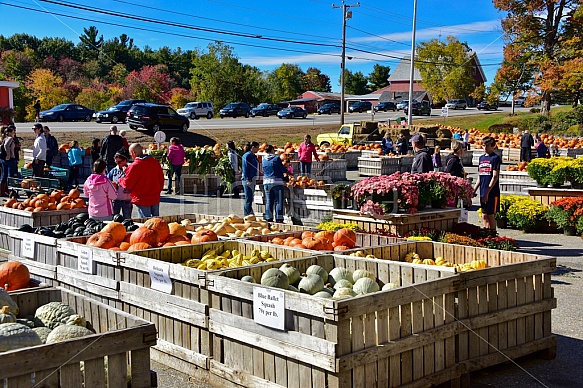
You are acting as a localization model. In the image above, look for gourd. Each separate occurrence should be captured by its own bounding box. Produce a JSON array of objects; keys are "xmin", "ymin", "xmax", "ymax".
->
[
  {"xmin": 33, "ymin": 326, "xmax": 53, "ymax": 343},
  {"xmin": 329, "ymin": 267, "xmax": 354, "ymax": 285},
  {"xmin": 279, "ymin": 264, "xmax": 300, "ymax": 285},
  {"xmin": 0, "ymin": 323, "xmax": 42, "ymax": 352},
  {"xmin": 306, "ymin": 265, "xmax": 328, "ymax": 284},
  {"xmin": 333, "ymin": 228, "xmax": 357, "ymax": 248},
  {"xmin": 46, "ymin": 324, "xmax": 94, "ymax": 344},
  {"xmin": 0, "ymin": 288, "xmax": 19, "ymax": 315},
  {"xmin": 352, "ymin": 269, "xmax": 376, "ymax": 283},
  {"xmin": 35, "ymin": 302, "xmax": 76, "ymax": 330},
  {"xmin": 0, "ymin": 305, "xmax": 17, "ymax": 323},
  {"xmin": 241, "ymin": 275, "xmax": 256, "ymax": 283},
  {"xmin": 288, "ymin": 285, "xmax": 299, "ymax": 292},
  {"xmin": 260, "ymin": 268, "xmax": 289, "ymax": 290},
  {"xmin": 130, "ymin": 226, "xmax": 160, "ymax": 247},
  {"xmin": 314, "ymin": 291, "xmax": 332, "ymax": 299},
  {"xmin": 144, "ymin": 217, "xmax": 171, "ymax": 243},
  {"xmin": 66, "ymin": 314, "xmax": 87, "ymax": 327},
  {"xmin": 298, "ymin": 274, "xmax": 324, "ymax": 295},
  {"xmin": 353, "ymin": 277, "xmax": 380, "ymax": 295},
  {"xmin": 382, "ymin": 282, "xmax": 400, "ymax": 291},
  {"xmin": 333, "ymin": 288, "xmax": 357, "ymax": 299},
  {"xmin": 0, "ymin": 261, "xmax": 31, "ymax": 291},
  {"xmin": 471, "ymin": 260, "xmax": 487, "ymax": 270},
  {"xmin": 333, "ymin": 279, "xmax": 353, "ymax": 289},
  {"xmin": 423, "ymin": 259, "xmax": 436, "ymax": 266}
]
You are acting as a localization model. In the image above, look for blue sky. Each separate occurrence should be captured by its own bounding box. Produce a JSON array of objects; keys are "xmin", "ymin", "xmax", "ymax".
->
[{"xmin": 1, "ymin": 0, "xmax": 506, "ymax": 92}]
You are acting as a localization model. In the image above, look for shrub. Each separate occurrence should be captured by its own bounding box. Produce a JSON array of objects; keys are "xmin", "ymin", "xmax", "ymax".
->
[
  {"xmin": 497, "ymin": 195, "xmax": 530, "ymax": 223},
  {"xmin": 476, "ymin": 236, "xmax": 519, "ymax": 251},
  {"xmin": 507, "ymin": 198, "xmax": 548, "ymax": 231},
  {"xmin": 487, "ymin": 124, "xmax": 515, "ymax": 133}
]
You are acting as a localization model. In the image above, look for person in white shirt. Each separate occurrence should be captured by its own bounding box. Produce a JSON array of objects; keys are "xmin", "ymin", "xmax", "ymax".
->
[
  {"xmin": 32, "ymin": 123, "xmax": 47, "ymax": 177},
  {"xmin": 463, "ymin": 130, "xmax": 470, "ymax": 150}
]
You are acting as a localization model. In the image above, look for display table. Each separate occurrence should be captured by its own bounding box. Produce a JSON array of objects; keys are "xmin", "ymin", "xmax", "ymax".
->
[
  {"xmin": 332, "ymin": 208, "xmax": 461, "ymax": 236},
  {"xmin": 499, "ymin": 171, "xmax": 537, "ymax": 195},
  {"xmin": 528, "ymin": 187, "xmax": 583, "ymax": 206}
]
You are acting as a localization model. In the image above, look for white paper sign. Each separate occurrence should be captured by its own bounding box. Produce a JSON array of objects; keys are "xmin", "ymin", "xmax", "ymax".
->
[
  {"xmin": 148, "ymin": 261, "xmax": 173, "ymax": 294},
  {"xmin": 153, "ymin": 131, "xmax": 166, "ymax": 145},
  {"xmin": 458, "ymin": 208, "xmax": 469, "ymax": 223},
  {"xmin": 441, "ymin": 107, "xmax": 449, "ymax": 117},
  {"xmin": 253, "ymin": 286, "xmax": 285, "ymax": 330},
  {"xmin": 21, "ymin": 237, "xmax": 34, "ymax": 259},
  {"xmin": 77, "ymin": 245, "xmax": 95, "ymax": 274}
]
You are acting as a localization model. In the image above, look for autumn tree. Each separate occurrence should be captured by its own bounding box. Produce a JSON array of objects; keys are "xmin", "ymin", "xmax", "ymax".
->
[
  {"xmin": 341, "ymin": 70, "xmax": 369, "ymax": 95},
  {"xmin": 301, "ymin": 67, "xmax": 331, "ymax": 92},
  {"xmin": 26, "ymin": 68, "xmax": 67, "ymax": 120},
  {"xmin": 367, "ymin": 64, "xmax": 391, "ymax": 91},
  {"xmin": 124, "ymin": 65, "xmax": 172, "ymax": 103}
]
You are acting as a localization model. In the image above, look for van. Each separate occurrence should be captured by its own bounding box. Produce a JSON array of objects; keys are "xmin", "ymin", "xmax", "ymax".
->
[
  {"xmin": 445, "ymin": 99, "xmax": 468, "ymax": 110},
  {"xmin": 177, "ymin": 101, "xmax": 214, "ymax": 119}
]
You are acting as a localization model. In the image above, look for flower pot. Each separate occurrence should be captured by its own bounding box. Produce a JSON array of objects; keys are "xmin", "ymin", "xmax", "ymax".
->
[
  {"xmin": 431, "ymin": 199, "xmax": 446, "ymax": 209},
  {"xmin": 571, "ymin": 181, "xmax": 583, "ymax": 189},
  {"xmin": 332, "ymin": 198, "xmax": 343, "ymax": 209},
  {"xmin": 563, "ymin": 226, "xmax": 577, "ymax": 236},
  {"xmin": 342, "ymin": 198, "xmax": 351, "ymax": 209},
  {"xmin": 496, "ymin": 218, "xmax": 508, "ymax": 229}
]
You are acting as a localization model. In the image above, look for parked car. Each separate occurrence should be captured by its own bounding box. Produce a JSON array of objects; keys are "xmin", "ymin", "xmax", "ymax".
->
[
  {"xmin": 95, "ymin": 99, "xmax": 147, "ymax": 124},
  {"xmin": 251, "ymin": 103, "xmax": 280, "ymax": 117},
  {"xmin": 219, "ymin": 102, "xmax": 251, "ymax": 118},
  {"xmin": 317, "ymin": 103, "xmax": 341, "ymax": 115},
  {"xmin": 177, "ymin": 101, "xmax": 214, "ymax": 120},
  {"xmin": 404, "ymin": 101, "xmax": 431, "ymax": 116},
  {"xmin": 514, "ymin": 97, "xmax": 526, "ymax": 107},
  {"xmin": 396, "ymin": 100, "xmax": 412, "ymax": 110},
  {"xmin": 276, "ymin": 106, "xmax": 308, "ymax": 119},
  {"xmin": 348, "ymin": 101, "xmax": 372, "ymax": 113},
  {"xmin": 374, "ymin": 102, "xmax": 397, "ymax": 112},
  {"xmin": 39, "ymin": 104, "xmax": 95, "ymax": 122},
  {"xmin": 477, "ymin": 101, "xmax": 498, "ymax": 111},
  {"xmin": 445, "ymin": 99, "xmax": 468, "ymax": 110},
  {"xmin": 127, "ymin": 103, "xmax": 189, "ymax": 133}
]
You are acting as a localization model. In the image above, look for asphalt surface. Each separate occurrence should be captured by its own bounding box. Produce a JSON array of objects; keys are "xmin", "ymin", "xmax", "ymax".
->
[{"xmin": 148, "ymin": 166, "xmax": 583, "ymax": 387}]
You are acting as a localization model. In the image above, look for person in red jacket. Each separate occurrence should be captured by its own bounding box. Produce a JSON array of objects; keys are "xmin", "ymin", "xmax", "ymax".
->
[
  {"xmin": 118, "ymin": 143, "xmax": 164, "ymax": 218},
  {"xmin": 298, "ymin": 134, "xmax": 319, "ymax": 176}
]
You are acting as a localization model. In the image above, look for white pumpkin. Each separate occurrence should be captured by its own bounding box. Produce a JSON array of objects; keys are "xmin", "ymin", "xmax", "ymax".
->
[
  {"xmin": 352, "ymin": 269, "xmax": 376, "ymax": 283},
  {"xmin": 298, "ymin": 274, "xmax": 324, "ymax": 295},
  {"xmin": 353, "ymin": 277, "xmax": 380, "ymax": 295}
]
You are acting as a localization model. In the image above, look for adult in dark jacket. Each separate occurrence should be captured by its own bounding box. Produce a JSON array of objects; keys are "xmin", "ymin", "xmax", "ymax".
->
[
  {"xmin": 520, "ymin": 129, "xmax": 534, "ymax": 162},
  {"xmin": 241, "ymin": 141, "xmax": 259, "ymax": 216},
  {"xmin": 43, "ymin": 126, "xmax": 58, "ymax": 167},
  {"xmin": 396, "ymin": 134, "xmax": 409, "ymax": 155},
  {"xmin": 262, "ymin": 144, "xmax": 287, "ymax": 223},
  {"xmin": 410, "ymin": 134, "xmax": 432, "ymax": 173},
  {"xmin": 444, "ymin": 139, "xmax": 465, "ymax": 178},
  {"xmin": 100, "ymin": 125, "xmax": 124, "ymax": 172}
]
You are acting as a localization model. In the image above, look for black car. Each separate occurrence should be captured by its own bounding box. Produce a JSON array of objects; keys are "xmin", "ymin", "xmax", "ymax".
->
[
  {"xmin": 251, "ymin": 103, "xmax": 280, "ymax": 117},
  {"xmin": 277, "ymin": 106, "xmax": 308, "ymax": 119},
  {"xmin": 477, "ymin": 101, "xmax": 498, "ymax": 111},
  {"xmin": 374, "ymin": 102, "xmax": 397, "ymax": 112},
  {"xmin": 404, "ymin": 101, "xmax": 431, "ymax": 116},
  {"xmin": 39, "ymin": 103, "xmax": 95, "ymax": 122},
  {"xmin": 219, "ymin": 102, "xmax": 251, "ymax": 118},
  {"xmin": 317, "ymin": 103, "xmax": 341, "ymax": 115},
  {"xmin": 348, "ymin": 101, "xmax": 372, "ymax": 113},
  {"xmin": 127, "ymin": 103, "xmax": 189, "ymax": 133}
]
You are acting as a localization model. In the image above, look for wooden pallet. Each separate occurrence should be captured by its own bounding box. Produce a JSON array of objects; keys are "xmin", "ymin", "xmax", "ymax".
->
[{"xmin": 0, "ymin": 207, "xmax": 87, "ymax": 228}]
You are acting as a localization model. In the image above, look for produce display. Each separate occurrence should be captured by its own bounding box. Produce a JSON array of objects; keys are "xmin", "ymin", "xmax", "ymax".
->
[
  {"xmin": 286, "ymin": 176, "xmax": 326, "ymax": 188},
  {"xmin": 181, "ymin": 248, "xmax": 277, "ymax": 270},
  {"xmin": 506, "ymin": 161, "xmax": 529, "ymax": 172},
  {"xmin": 0, "ymin": 261, "xmax": 31, "ymax": 291},
  {"xmin": 3, "ymin": 188, "xmax": 86, "ymax": 211},
  {"xmin": 404, "ymin": 251, "xmax": 488, "ymax": 272},
  {"xmin": 16, "ymin": 213, "xmax": 134, "ymax": 239},
  {"xmin": 187, "ymin": 214, "xmax": 295, "ymax": 238},
  {"xmin": 261, "ymin": 229, "xmax": 359, "ymax": 251}
]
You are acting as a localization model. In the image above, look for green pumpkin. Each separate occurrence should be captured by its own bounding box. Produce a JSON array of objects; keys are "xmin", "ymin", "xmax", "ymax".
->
[
  {"xmin": 353, "ymin": 277, "xmax": 380, "ymax": 295},
  {"xmin": 279, "ymin": 263, "xmax": 300, "ymax": 285},
  {"xmin": 298, "ymin": 274, "xmax": 324, "ymax": 295},
  {"xmin": 260, "ymin": 268, "xmax": 289, "ymax": 290},
  {"xmin": 306, "ymin": 265, "xmax": 328, "ymax": 284}
]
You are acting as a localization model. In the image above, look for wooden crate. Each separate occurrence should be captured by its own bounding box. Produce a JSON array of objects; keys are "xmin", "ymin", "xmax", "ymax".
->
[
  {"xmin": 0, "ymin": 225, "xmax": 17, "ymax": 259},
  {"xmin": 1, "ymin": 287, "xmax": 156, "ymax": 388},
  {"xmin": 333, "ymin": 208, "xmax": 461, "ymax": 236},
  {"xmin": 472, "ymin": 149, "xmax": 503, "ymax": 166},
  {"xmin": 499, "ymin": 171, "xmax": 537, "ymax": 195},
  {"xmin": 179, "ymin": 174, "xmax": 221, "ymax": 195},
  {"xmin": 8, "ymin": 228, "xmax": 60, "ymax": 285},
  {"xmin": 528, "ymin": 187, "xmax": 583, "ymax": 207},
  {"xmin": 132, "ymin": 212, "xmax": 226, "ymax": 224},
  {"xmin": 291, "ymin": 159, "xmax": 348, "ymax": 181},
  {"xmin": 358, "ymin": 157, "xmax": 401, "ymax": 176},
  {"xmin": 203, "ymin": 241, "xmax": 556, "ymax": 387},
  {"xmin": 0, "ymin": 207, "xmax": 87, "ymax": 228}
]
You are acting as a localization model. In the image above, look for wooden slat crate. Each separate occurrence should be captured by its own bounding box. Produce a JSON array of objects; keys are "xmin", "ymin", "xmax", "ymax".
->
[
  {"xmin": 0, "ymin": 225, "xmax": 17, "ymax": 259},
  {"xmin": 0, "ymin": 207, "xmax": 87, "ymax": 228},
  {"xmin": 1, "ymin": 287, "xmax": 156, "ymax": 388},
  {"xmin": 472, "ymin": 149, "xmax": 503, "ymax": 166},
  {"xmin": 333, "ymin": 208, "xmax": 461, "ymax": 236},
  {"xmin": 527, "ymin": 187, "xmax": 583, "ymax": 207},
  {"xmin": 499, "ymin": 171, "xmax": 537, "ymax": 195},
  {"xmin": 179, "ymin": 174, "xmax": 221, "ymax": 195},
  {"xmin": 290, "ymin": 159, "xmax": 348, "ymax": 181},
  {"xmin": 8, "ymin": 226, "xmax": 60, "ymax": 284},
  {"xmin": 358, "ymin": 157, "xmax": 401, "ymax": 176},
  {"xmin": 317, "ymin": 151, "xmax": 362, "ymax": 169},
  {"xmin": 116, "ymin": 240, "xmax": 314, "ymax": 373}
]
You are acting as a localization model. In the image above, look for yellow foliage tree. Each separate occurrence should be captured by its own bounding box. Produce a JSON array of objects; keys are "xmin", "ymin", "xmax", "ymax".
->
[{"xmin": 26, "ymin": 68, "xmax": 67, "ymax": 121}]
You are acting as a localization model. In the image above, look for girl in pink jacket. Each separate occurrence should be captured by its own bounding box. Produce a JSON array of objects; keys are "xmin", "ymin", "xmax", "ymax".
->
[
  {"xmin": 83, "ymin": 159, "xmax": 118, "ymax": 221},
  {"xmin": 298, "ymin": 134, "xmax": 319, "ymax": 176},
  {"xmin": 167, "ymin": 137, "xmax": 186, "ymax": 194}
]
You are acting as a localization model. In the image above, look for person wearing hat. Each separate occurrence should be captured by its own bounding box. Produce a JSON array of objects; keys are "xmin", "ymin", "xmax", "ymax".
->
[
  {"xmin": 107, "ymin": 148, "xmax": 133, "ymax": 219},
  {"xmin": 31, "ymin": 123, "xmax": 47, "ymax": 177},
  {"xmin": 410, "ymin": 133, "xmax": 432, "ymax": 173},
  {"xmin": 100, "ymin": 125, "xmax": 124, "ymax": 172}
]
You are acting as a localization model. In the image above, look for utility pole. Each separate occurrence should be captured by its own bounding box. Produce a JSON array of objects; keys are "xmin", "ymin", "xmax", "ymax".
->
[
  {"xmin": 407, "ymin": 0, "xmax": 418, "ymax": 126},
  {"xmin": 333, "ymin": 1, "xmax": 360, "ymax": 125}
]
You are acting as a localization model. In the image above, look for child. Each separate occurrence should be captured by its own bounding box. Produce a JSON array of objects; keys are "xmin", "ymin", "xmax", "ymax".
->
[
  {"xmin": 84, "ymin": 159, "xmax": 117, "ymax": 221},
  {"xmin": 106, "ymin": 148, "xmax": 133, "ymax": 219},
  {"xmin": 67, "ymin": 140, "xmax": 84, "ymax": 189},
  {"xmin": 432, "ymin": 145, "xmax": 442, "ymax": 172},
  {"xmin": 166, "ymin": 137, "xmax": 186, "ymax": 194},
  {"xmin": 298, "ymin": 134, "xmax": 319, "ymax": 177}
]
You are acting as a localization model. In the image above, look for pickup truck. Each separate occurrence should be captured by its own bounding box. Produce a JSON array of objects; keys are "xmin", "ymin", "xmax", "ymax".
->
[{"xmin": 316, "ymin": 121, "xmax": 383, "ymax": 146}]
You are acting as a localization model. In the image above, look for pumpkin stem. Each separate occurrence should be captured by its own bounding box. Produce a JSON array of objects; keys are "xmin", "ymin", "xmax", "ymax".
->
[{"xmin": 0, "ymin": 306, "xmax": 9, "ymax": 314}]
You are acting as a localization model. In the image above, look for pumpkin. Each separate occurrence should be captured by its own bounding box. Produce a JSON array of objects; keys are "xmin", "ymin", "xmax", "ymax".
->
[
  {"xmin": 144, "ymin": 217, "xmax": 171, "ymax": 243},
  {"xmin": 382, "ymin": 282, "xmax": 400, "ymax": 291},
  {"xmin": 333, "ymin": 279, "xmax": 354, "ymax": 289},
  {"xmin": 0, "ymin": 305, "xmax": 17, "ymax": 323},
  {"xmin": 101, "ymin": 222, "xmax": 126, "ymax": 245},
  {"xmin": 352, "ymin": 269, "xmax": 376, "ymax": 283},
  {"xmin": 165, "ymin": 234, "xmax": 190, "ymax": 243},
  {"xmin": 301, "ymin": 231, "xmax": 315, "ymax": 239},
  {"xmin": 333, "ymin": 228, "xmax": 357, "ymax": 248},
  {"xmin": 0, "ymin": 288, "xmax": 19, "ymax": 315},
  {"xmin": 33, "ymin": 327, "xmax": 53, "ymax": 344},
  {"xmin": 333, "ymin": 245, "xmax": 349, "ymax": 251},
  {"xmin": 191, "ymin": 230, "xmax": 218, "ymax": 244},
  {"xmin": 0, "ymin": 323, "xmax": 43, "ymax": 352},
  {"xmin": 298, "ymin": 274, "xmax": 324, "ymax": 295},
  {"xmin": 302, "ymin": 237, "xmax": 324, "ymax": 250},
  {"xmin": 329, "ymin": 267, "xmax": 354, "ymax": 285},
  {"xmin": 68, "ymin": 188, "xmax": 80, "ymax": 199},
  {"xmin": 306, "ymin": 265, "xmax": 328, "ymax": 283},
  {"xmin": 314, "ymin": 291, "xmax": 332, "ymax": 299},
  {"xmin": 56, "ymin": 203, "xmax": 70, "ymax": 210},
  {"xmin": 353, "ymin": 277, "xmax": 380, "ymax": 295},
  {"xmin": 4, "ymin": 198, "xmax": 16, "ymax": 208},
  {"xmin": 35, "ymin": 302, "xmax": 76, "ymax": 330},
  {"xmin": 130, "ymin": 226, "xmax": 160, "ymax": 247},
  {"xmin": 333, "ymin": 288, "xmax": 357, "ymax": 299},
  {"xmin": 271, "ymin": 237, "xmax": 284, "ymax": 245},
  {"xmin": 168, "ymin": 222, "xmax": 187, "ymax": 236},
  {"xmin": 86, "ymin": 232, "xmax": 116, "ymax": 249},
  {"xmin": 279, "ymin": 263, "xmax": 300, "ymax": 285},
  {"xmin": 46, "ymin": 324, "xmax": 94, "ymax": 344},
  {"xmin": 119, "ymin": 242, "xmax": 130, "ymax": 251},
  {"xmin": 260, "ymin": 268, "xmax": 289, "ymax": 290},
  {"xmin": 241, "ymin": 275, "xmax": 256, "ymax": 283},
  {"xmin": 0, "ymin": 262, "xmax": 30, "ymax": 291},
  {"xmin": 128, "ymin": 242, "xmax": 153, "ymax": 251}
]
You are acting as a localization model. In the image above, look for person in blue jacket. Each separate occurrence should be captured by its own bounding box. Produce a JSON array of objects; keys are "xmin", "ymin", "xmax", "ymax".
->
[
  {"xmin": 262, "ymin": 144, "xmax": 287, "ymax": 223},
  {"xmin": 66, "ymin": 140, "xmax": 84, "ymax": 189},
  {"xmin": 381, "ymin": 132, "xmax": 395, "ymax": 154},
  {"xmin": 241, "ymin": 141, "xmax": 259, "ymax": 216}
]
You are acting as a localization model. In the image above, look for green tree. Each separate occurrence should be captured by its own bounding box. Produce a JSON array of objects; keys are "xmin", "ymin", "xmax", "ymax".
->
[
  {"xmin": 301, "ymin": 67, "xmax": 331, "ymax": 92},
  {"xmin": 415, "ymin": 36, "xmax": 477, "ymax": 103},
  {"xmin": 341, "ymin": 70, "xmax": 369, "ymax": 95},
  {"xmin": 77, "ymin": 26, "xmax": 103, "ymax": 61},
  {"xmin": 268, "ymin": 64, "xmax": 305, "ymax": 102},
  {"xmin": 367, "ymin": 64, "xmax": 391, "ymax": 91}
]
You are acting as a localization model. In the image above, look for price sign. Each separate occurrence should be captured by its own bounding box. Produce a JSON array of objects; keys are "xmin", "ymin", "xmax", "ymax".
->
[
  {"xmin": 21, "ymin": 237, "xmax": 34, "ymax": 259},
  {"xmin": 441, "ymin": 107, "xmax": 449, "ymax": 117},
  {"xmin": 253, "ymin": 286, "xmax": 285, "ymax": 330},
  {"xmin": 148, "ymin": 261, "xmax": 173, "ymax": 294},
  {"xmin": 77, "ymin": 245, "xmax": 95, "ymax": 274},
  {"xmin": 153, "ymin": 131, "xmax": 166, "ymax": 147}
]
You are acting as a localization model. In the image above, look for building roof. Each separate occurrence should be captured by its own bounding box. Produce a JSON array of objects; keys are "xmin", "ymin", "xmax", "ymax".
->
[
  {"xmin": 0, "ymin": 81, "xmax": 20, "ymax": 88},
  {"xmin": 388, "ymin": 56, "xmax": 422, "ymax": 83},
  {"xmin": 345, "ymin": 94, "xmax": 381, "ymax": 101}
]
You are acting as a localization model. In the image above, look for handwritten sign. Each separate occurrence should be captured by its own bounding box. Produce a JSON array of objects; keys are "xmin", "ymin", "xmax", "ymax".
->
[
  {"xmin": 21, "ymin": 237, "xmax": 34, "ymax": 259},
  {"xmin": 253, "ymin": 286, "xmax": 285, "ymax": 330},
  {"xmin": 441, "ymin": 107, "xmax": 449, "ymax": 117},
  {"xmin": 148, "ymin": 261, "xmax": 172, "ymax": 294},
  {"xmin": 77, "ymin": 245, "xmax": 95, "ymax": 274}
]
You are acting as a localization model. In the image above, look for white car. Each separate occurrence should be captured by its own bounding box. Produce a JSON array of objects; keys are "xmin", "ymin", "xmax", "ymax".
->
[
  {"xmin": 445, "ymin": 99, "xmax": 468, "ymax": 110},
  {"xmin": 177, "ymin": 101, "xmax": 214, "ymax": 120}
]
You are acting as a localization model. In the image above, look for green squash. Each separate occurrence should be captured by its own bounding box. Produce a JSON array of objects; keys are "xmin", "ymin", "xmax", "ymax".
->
[
  {"xmin": 329, "ymin": 267, "xmax": 354, "ymax": 285},
  {"xmin": 241, "ymin": 275, "xmax": 257, "ymax": 283},
  {"xmin": 333, "ymin": 288, "xmax": 357, "ymax": 299},
  {"xmin": 306, "ymin": 265, "xmax": 329, "ymax": 284},
  {"xmin": 260, "ymin": 268, "xmax": 289, "ymax": 290},
  {"xmin": 298, "ymin": 274, "xmax": 324, "ymax": 295},
  {"xmin": 353, "ymin": 269, "xmax": 376, "ymax": 283},
  {"xmin": 33, "ymin": 327, "xmax": 53, "ymax": 344},
  {"xmin": 46, "ymin": 324, "xmax": 94, "ymax": 344},
  {"xmin": 279, "ymin": 263, "xmax": 300, "ymax": 285},
  {"xmin": 382, "ymin": 282, "xmax": 400, "ymax": 291},
  {"xmin": 35, "ymin": 302, "xmax": 76, "ymax": 330},
  {"xmin": 0, "ymin": 306, "xmax": 17, "ymax": 324},
  {"xmin": 0, "ymin": 323, "xmax": 42, "ymax": 352},
  {"xmin": 353, "ymin": 277, "xmax": 380, "ymax": 295},
  {"xmin": 333, "ymin": 279, "xmax": 353, "ymax": 289},
  {"xmin": 314, "ymin": 291, "xmax": 332, "ymax": 299}
]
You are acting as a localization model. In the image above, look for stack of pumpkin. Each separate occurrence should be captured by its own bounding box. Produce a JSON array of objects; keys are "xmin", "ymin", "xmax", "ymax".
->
[
  {"xmin": 319, "ymin": 144, "xmax": 351, "ymax": 153},
  {"xmin": 506, "ymin": 161, "xmax": 529, "ymax": 172},
  {"xmin": 85, "ymin": 217, "xmax": 219, "ymax": 251},
  {"xmin": 286, "ymin": 175, "xmax": 326, "ymax": 189},
  {"xmin": 3, "ymin": 188, "xmax": 86, "ymax": 212},
  {"xmin": 349, "ymin": 143, "xmax": 382, "ymax": 152},
  {"xmin": 264, "ymin": 228, "xmax": 358, "ymax": 251},
  {"xmin": 185, "ymin": 214, "xmax": 300, "ymax": 238}
]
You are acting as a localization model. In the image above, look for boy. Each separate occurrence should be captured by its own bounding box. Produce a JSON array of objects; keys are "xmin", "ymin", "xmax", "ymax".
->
[{"xmin": 473, "ymin": 136, "xmax": 501, "ymax": 230}]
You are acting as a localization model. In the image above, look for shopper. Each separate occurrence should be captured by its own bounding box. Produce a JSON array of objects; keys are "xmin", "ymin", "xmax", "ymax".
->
[
  {"xmin": 107, "ymin": 148, "xmax": 133, "ymax": 219},
  {"xmin": 298, "ymin": 134, "xmax": 319, "ymax": 176},
  {"xmin": 473, "ymin": 136, "xmax": 501, "ymax": 231},
  {"xmin": 520, "ymin": 129, "xmax": 534, "ymax": 162},
  {"xmin": 0, "ymin": 126, "xmax": 17, "ymax": 196},
  {"xmin": 33, "ymin": 100, "xmax": 41, "ymax": 121},
  {"xmin": 119, "ymin": 129, "xmax": 130, "ymax": 150},
  {"xmin": 90, "ymin": 138, "xmax": 101, "ymax": 163},
  {"xmin": 262, "ymin": 144, "xmax": 286, "ymax": 223},
  {"xmin": 241, "ymin": 141, "xmax": 259, "ymax": 216},
  {"xmin": 31, "ymin": 123, "xmax": 47, "ymax": 177},
  {"xmin": 444, "ymin": 139, "xmax": 466, "ymax": 178},
  {"xmin": 84, "ymin": 159, "xmax": 117, "ymax": 222},
  {"xmin": 396, "ymin": 134, "xmax": 409, "ymax": 155},
  {"xmin": 381, "ymin": 132, "xmax": 395, "ymax": 155},
  {"xmin": 166, "ymin": 137, "xmax": 186, "ymax": 194},
  {"xmin": 410, "ymin": 134, "xmax": 432, "ymax": 173},
  {"xmin": 432, "ymin": 145, "xmax": 443, "ymax": 172},
  {"xmin": 43, "ymin": 126, "xmax": 58, "ymax": 168},
  {"xmin": 463, "ymin": 130, "xmax": 470, "ymax": 150},
  {"xmin": 100, "ymin": 125, "xmax": 124, "ymax": 172},
  {"xmin": 66, "ymin": 140, "xmax": 84, "ymax": 189}
]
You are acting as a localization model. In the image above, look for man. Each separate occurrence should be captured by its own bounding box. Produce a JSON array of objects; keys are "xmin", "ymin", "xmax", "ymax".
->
[
  {"xmin": 100, "ymin": 125, "xmax": 124, "ymax": 172},
  {"xmin": 241, "ymin": 141, "xmax": 259, "ymax": 216},
  {"xmin": 473, "ymin": 136, "xmax": 501, "ymax": 231},
  {"xmin": 118, "ymin": 143, "xmax": 164, "ymax": 218},
  {"xmin": 106, "ymin": 148, "xmax": 133, "ymax": 219},
  {"xmin": 43, "ymin": 126, "xmax": 58, "ymax": 167},
  {"xmin": 33, "ymin": 100, "xmax": 41, "ymax": 121},
  {"xmin": 410, "ymin": 133, "xmax": 432, "ymax": 173},
  {"xmin": 396, "ymin": 134, "xmax": 409, "ymax": 155},
  {"xmin": 520, "ymin": 129, "xmax": 534, "ymax": 162},
  {"xmin": 31, "ymin": 123, "xmax": 47, "ymax": 177}
]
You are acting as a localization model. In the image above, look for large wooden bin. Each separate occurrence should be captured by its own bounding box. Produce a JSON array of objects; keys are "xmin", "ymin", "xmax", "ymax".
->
[
  {"xmin": 0, "ymin": 207, "xmax": 87, "ymax": 228},
  {"xmin": 8, "ymin": 229, "xmax": 60, "ymax": 285},
  {"xmin": 1, "ymin": 287, "xmax": 156, "ymax": 388}
]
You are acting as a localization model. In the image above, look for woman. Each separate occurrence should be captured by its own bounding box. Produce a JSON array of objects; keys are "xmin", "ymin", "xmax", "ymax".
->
[
  {"xmin": 106, "ymin": 148, "xmax": 133, "ymax": 219},
  {"xmin": 381, "ymin": 132, "xmax": 394, "ymax": 155},
  {"xmin": 67, "ymin": 140, "xmax": 84, "ymax": 189},
  {"xmin": 0, "ymin": 126, "xmax": 17, "ymax": 196},
  {"xmin": 241, "ymin": 141, "xmax": 259, "ymax": 216},
  {"xmin": 432, "ymin": 145, "xmax": 442, "ymax": 172},
  {"xmin": 444, "ymin": 139, "xmax": 465, "ymax": 178},
  {"xmin": 43, "ymin": 126, "xmax": 58, "ymax": 167},
  {"xmin": 298, "ymin": 134, "xmax": 319, "ymax": 176},
  {"xmin": 90, "ymin": 138, "xmax": 101, "ymax": 163},
  {"xmin": 166, "ymin": 137, "xmax": 186, "ymax": 194},
  {"xmin": 84, "ymin": 159, "xmax": 117, "ymax": 221},
  {"xmin": 262, "ymin": 144, "xmax": 286, "ymax": 223}
]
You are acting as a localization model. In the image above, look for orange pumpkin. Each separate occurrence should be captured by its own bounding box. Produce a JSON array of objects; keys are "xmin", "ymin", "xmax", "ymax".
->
[
  {"xmin": 191, "ymin": 230, "xmax": 218, "ymax": 244},
  {"xmin": 68, "ymin": 188, "xmax": 80, "ymax": 199},
  {"xmin": 129, "ymin": 226, "xmax": 160, "ymax": 247},
  {"xmin": 128, "ymin": 242, "xmax": 153, "ymax": 251},
  {"xmin": 101, "ymin": 222, "xmax": 127, "ymax": 245},
  {"xmin": 144, "ymin": 218, "xmax": 170, "ymax": 243},
  {"xmin": 4, "ymin": 198, "xmax": 16, "ymax": 208},
  {"xmin": 301, "ymin": 231, "xmax": 315, "ymax": 240},
  {"xmin": 333, "ymin": 245, "xmax": 350, "ymax": 251},
  {"xmin": 168, "ymin": 222, "xmax": 187, "ymax": 236},
  {"xmin": 163, "ymin": 242, "xmax": 176, "ymax": 247},
  {"xmin": 175, "ymin": 241, "xmax": 191, "ymax": 245},
  {"xmin": 165, "ymin": 234, "xmax": 190, "ymax": 244},
  {"xmin": 123, "ymin": 232, "xmax": 132, "ymax": 243},
  {"xmin": 56, "ymin": 203, "xmax": 70, "ymax": 210},
  {"xmin": 333, "ymin": 228, "xmax": 356, "ymax": 249},
  {"xmin": 271, "ymin": 237, "xmax": 284, "ymax": 245},
  {"xmin": 0, "ymin": 261, "xmax": 31, "ymax": 291},
  {"xmin": 302, "ymin": 237, "xmax": 324, "ymax": 250},
  {"xmin": 315, "ymin": 230, "xmax": 335, "ymax": 242},
  {"xmin": 86, "ymin": 232, "xmax": 117, "ymax": 249},
  {"xmin": 119, "ymin": 242, "xmax": 130, "ymax": 251}
]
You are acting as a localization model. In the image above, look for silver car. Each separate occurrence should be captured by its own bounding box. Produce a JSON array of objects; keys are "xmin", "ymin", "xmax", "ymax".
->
[
  {"xmin": 445, "ymin": 99, "xmax": 468, "ymax": 110},
  {"xmin": 177, "ymin": 101, "xmax": 214, "ymax": 120}
]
